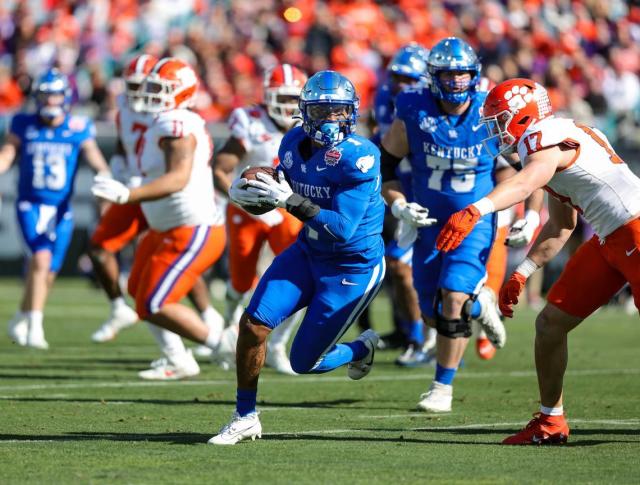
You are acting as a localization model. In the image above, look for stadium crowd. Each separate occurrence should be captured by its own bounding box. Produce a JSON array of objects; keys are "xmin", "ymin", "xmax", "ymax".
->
[{"xmin": 0, "ymin": 0, "xmax": 639, "ymax": 147}]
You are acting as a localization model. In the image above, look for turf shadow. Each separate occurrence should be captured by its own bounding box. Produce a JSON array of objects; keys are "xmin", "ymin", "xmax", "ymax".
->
[{"xmin": 0, "ymin": 432, "xmax": 209, "ymax": 445}]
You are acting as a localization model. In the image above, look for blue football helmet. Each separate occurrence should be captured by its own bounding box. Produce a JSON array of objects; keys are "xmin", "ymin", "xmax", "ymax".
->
[
  {"xmin": 427, "ymin": 37, "xmax": 481, "ymax": 104},
  {"xmin": 387, "ymin": 43, "xmax": 429, "ymax": 83},
  {"xmin": 299, "ymin": 70, "xmax": 359, "ymax": 147},
  {"xmin": 33, "ymin": 68, "xmax": 71, "ymax": 122}
]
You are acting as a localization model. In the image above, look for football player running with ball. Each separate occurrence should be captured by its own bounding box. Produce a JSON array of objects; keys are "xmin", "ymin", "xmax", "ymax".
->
[
  {"xmin": 436, "ymin": 78, "xmax": 640, "ymax": 444},
  {"xmin": 210, "ymin": 71, "xmax": 385, "ymax": 445},
  {"xmin": 91, "ymin": 58, "xmax": 225, "ymax": 379},
  {"xmin": 0, "ymin": 68, "xmax": 110, "ymax": 349},
  {"xmin": 380, "ymin": 37, "xmax": 506, "ymax": 413}
]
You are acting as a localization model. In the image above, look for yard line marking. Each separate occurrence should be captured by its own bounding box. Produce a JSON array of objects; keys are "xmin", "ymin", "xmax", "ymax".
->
[
  {"xmin": 0, "ymin": 368, "xmax": 638, "ymax": 394},
  {"xmin": 0, "ymin": 419, "xmax": 638, "ymax": 444}
]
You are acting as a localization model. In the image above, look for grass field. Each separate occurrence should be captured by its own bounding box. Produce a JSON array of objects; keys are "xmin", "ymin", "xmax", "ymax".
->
[{"xmin": 0, "ymin": 278, "xmax": 639, "ymax": 484}]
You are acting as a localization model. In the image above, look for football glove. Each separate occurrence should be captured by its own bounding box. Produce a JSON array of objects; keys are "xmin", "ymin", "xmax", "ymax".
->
[
  {"xmin": 91, "ymin": 175, "xmax": 130, "ymax": 204},
  {"xmin": 506, "ymin": 211, "xmax": 540, "ymax": 248},
  {"xmin": 245, "ymin": 171, "xmax": 293, "ymax": 208},
  {"xmin": 390, "ymin": 199, "xmax": 437, "ymax": 228},
  {"xmin": 499, "ymin": 272, "xmax": 528, "ymax": 318},
  {"xmin": 229, "ymin": 177, "xmax": 263, "ymax": 207},
  {"xmin": 436, "ymin": 205, "xmax": 481, "ymax": 252}
]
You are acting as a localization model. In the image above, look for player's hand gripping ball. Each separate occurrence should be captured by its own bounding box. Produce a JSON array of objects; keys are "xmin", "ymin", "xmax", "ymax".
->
[{"xmin": 231, "ymin": 166, "xmax": 279, "ymax": 215}]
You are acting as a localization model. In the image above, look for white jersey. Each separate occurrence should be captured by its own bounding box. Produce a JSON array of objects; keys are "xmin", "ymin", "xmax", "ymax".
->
[
  {"xmin": 115, "ymin": 95, "xmax": 153, "ymax": 187},
  {"xmin": 517, "ymin": 117, "xmax": 640, "ymax": 238},
  {"xmin": 228, "ymin": 105, "xmax": 284, "ymax": 177},
  {"xmin": 139, "ymin": 109, "xmax": 221, "ymax": 231}
]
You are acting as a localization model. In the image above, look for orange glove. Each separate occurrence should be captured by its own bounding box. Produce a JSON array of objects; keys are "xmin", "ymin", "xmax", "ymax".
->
[
  {"xmin": 436, "ymin": 205, "xmax": 481, "ymax": 252},
  {"xmin": 499, "ymin": 272, "xmax": 528, "ymax": 318}
]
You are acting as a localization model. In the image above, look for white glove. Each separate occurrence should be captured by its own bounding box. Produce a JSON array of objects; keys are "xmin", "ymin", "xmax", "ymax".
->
[
  {"xmin": 391, "ymin": 199, "xmax": 437, "ymax": 228},
  {"xmin": 506, "ymin": 210, "xmax": 541, "ymax": 248},
  {"xmin": 250, "ymin": 209, "xmax": 284, "ymax": 227},
  {"xmin": 395, "ymin": 219, "xmax": 418, "ymax": 249},
  {"xmin": 245, "ymin": 171, "xmax": 293, "ymax": 208},
  {"xmin": 91, "ymin": 175, "xmax": 130, "ymax": 204},
  {"xmin": 229, "ymin": 177, "xmax": 264, "ymax": 207}
]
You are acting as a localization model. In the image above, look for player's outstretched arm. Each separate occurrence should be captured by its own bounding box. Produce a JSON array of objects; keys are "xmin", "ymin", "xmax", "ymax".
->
[
  {"xmin": 0, "ymin": 133, "xmax": 20, "ymax": 174},
  {"xmin": 81, "ymin": 138, "xmax": 110, "ymax": 176},
  {"xmin": 437, "ymin": 147, "xmax": 561, "ymax": 252},
  {"xmin": 380, "ymin": 118, "xmax": 409, "ymax": 207}
]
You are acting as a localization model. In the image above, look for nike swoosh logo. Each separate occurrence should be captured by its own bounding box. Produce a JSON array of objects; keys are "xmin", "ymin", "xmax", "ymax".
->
[
  {"xmin": 316, "ymin": 166, "xmax": 327, "ymax": 172},
  {"xmin": 472, "ymin": 124, "xmax": 484, "ymax": 132},
  {"xmin": 341, "ymin": 278, "xmax": 358, "ymax": 286},
  {"xmin": 626, "ymin": 247, "xmax": 637, "ymax": 256}
]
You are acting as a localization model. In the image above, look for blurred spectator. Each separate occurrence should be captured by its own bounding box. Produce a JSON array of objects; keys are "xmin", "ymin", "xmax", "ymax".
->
[{"xmin": 0, "ymin": 0, "xmax": 637, "ymax": 137}]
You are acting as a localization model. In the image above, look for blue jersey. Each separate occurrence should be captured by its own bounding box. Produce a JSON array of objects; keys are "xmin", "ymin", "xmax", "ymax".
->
[
  {"xmin": 372, "ymin": 81, "xmax": 413, "ymax": 200},
  {"xmin": 10, "ymin": 113, "xmax": 95, "ymax": 206},
  {"xmin": 395, "ymin": 86, "xmax": 497, "ymax": 219},
  {"xmin": 278, "ymin": 127, "xmax": 385, "ymax": 270}
]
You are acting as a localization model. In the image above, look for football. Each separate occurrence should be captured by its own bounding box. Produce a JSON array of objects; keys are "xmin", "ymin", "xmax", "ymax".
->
[{"xmin": 239, "ymin": 166, "xmax": 279, "ymax": 215}]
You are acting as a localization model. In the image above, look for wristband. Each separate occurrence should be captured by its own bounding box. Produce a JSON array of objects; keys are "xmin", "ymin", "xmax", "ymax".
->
[
  {"xmin": 390, "ymin": 198, "xmax": 407, "ymax": 218},
  {"xmin": 515, "ymin": 257, "xmax": 539, "ymax": 278},
  {"xmin": 472, "ymin": 197, "xmax": 496, "ymax": 216}
]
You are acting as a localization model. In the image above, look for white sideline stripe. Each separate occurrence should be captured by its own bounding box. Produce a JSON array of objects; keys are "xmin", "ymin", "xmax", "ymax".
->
[
  {"xmin": 0, "ymin": 419, "xmax": 638, "ymax": 444},
  {"xmin": 0, "ymin": 368, "xmax": 639, "ymax": 394}
]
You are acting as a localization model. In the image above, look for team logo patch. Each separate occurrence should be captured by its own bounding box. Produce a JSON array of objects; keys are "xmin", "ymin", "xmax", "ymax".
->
[
  {"xmin": 355, "ymin": 154, "xmax": 375, "ymax": 173},
  {"xmin": 418, "ymin": 111, "xmax": 437, "ymax": 133},
  {"xmin": 324, "ymin": 148, "xmax": 342, "ymax": 166},
  {"xmin": 282, "ymin": 150, "xmax": 294, "ymax": 169}
]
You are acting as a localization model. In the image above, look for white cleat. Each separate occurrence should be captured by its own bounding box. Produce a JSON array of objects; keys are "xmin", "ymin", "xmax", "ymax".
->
[
  {"xmin": 91, "ymin": 305, "xmax": 139, "ymax": 343},
  {"xmin": 347, "ymin": 329, "xmax": 379, "ymax": 380},
  {"xmin": 193, "ymin": 345, "xmax": 214, "ymax": 358},
  {"xmin": 138, "ymin": 349, "xmax": 200, "ymax": 380},
  {"xmin": 8, "ymin": 313, "xmax": 28, "ymax": 346},
  {"xmin": 208, "ymin": 412, "xmax": 262, "ymax": 445},
  {"xmin": 416, "ymin": 381, "xmax": 453, "ymax": 413},
  {"xmin": 476, "ymin": 287, "xmax": 506, "ymax": 349},
  {"xmin": 265, "ymin": 344, "xmax": 297, "ymax": 376}
]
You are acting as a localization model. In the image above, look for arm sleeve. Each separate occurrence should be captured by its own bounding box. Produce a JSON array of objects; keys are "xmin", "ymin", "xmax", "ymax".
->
[{"xmin": 305, "ymin": 179, "xmax": 373, "ymax": 243}]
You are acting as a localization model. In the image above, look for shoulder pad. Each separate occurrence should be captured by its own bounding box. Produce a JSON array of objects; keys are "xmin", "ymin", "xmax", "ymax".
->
[
  {"xmin": 154, "ymin": 110, "xmax": 204, "ymax": 138},
  {"xmin": 517, "ymin": 118, "xmax": 576, "ymax": 159},
  {"xmin": 339, "ymin": 136, "xmax": 380, "ymax": 182}
]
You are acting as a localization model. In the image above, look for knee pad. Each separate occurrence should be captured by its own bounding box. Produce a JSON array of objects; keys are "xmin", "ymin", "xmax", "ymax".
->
[
  {"xmin": 435, "ymin": 314, "xmax": 472, "ymax": 338},
  {"xmin": 433, "ymin": 290, "xmax": 475, "ymax": 338}
]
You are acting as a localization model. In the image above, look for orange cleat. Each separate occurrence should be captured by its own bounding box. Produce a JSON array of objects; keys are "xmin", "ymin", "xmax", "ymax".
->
[
  {"xmin": 476, "ymin": 337, "xmax": 496, "ymax": 360},
  {"xmin": 502, "ymin": 413, "xmax": 570, "ymax": 445}
]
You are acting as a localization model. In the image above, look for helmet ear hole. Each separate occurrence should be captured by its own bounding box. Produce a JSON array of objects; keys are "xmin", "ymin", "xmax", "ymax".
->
[{"xmin": 517, "ymin": 116, "xmax": 530, "ymax": 125}]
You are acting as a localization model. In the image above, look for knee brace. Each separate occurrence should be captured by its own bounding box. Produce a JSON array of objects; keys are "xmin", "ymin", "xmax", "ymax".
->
[{"xmin": 433, "ymin": 291, "xmax": 476, "ymax": 338}]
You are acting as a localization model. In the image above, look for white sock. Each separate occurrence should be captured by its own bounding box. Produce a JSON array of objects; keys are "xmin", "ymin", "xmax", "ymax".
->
[
  {"xmin": 111, "ymin": 297, "xmax": 128, "ymax": 312},
  {"xmin": 145, "ymin": 323, "xmax": 187, "ymax": 358},
  {"xmin": 425, "ymin": 327, "xmax": 437, "ymax": 343},
  {"xmin": 477, "ymin": 328, "xmax": 488, "ymax": 339},
  {"xmin": 27, "ymin": 310, "xmax": 44, "ymax": 339},
  {"xmin": 201, "ymin": 306, "xmax": 223, "ymax": 328},
  {"xmin": 269, "ymin": 309, "xmax": 303, "ymax": 347},
  {"xmin": 540, "ymin": 405, "xmax": 564, "ymax": 416}
]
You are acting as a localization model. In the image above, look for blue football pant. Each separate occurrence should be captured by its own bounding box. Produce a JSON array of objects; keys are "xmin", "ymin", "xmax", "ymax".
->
[{"xmin": 247, "ymin": 242, "xmax": 386, "ymax": 374}]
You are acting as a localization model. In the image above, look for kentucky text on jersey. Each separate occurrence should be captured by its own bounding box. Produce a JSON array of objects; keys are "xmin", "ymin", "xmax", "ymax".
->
[
  {"xmin": 422, "ymin": 142, "xmax": 484, "ymax": 160},
  {"xmin": 290, "ymin": 180, "xmax": 331, "ymax": 199}
]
